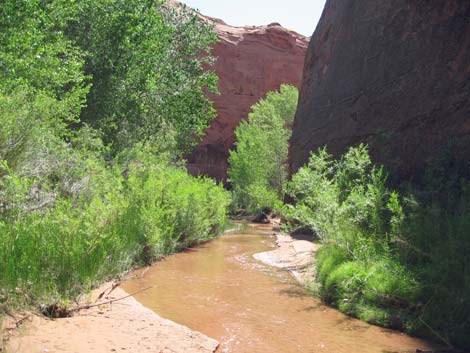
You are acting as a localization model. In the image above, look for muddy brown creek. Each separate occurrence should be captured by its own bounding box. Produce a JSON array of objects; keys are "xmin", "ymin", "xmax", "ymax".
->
[{"xmin": 122, "ymin": 224, "xmax": 436, "ymax": 353}]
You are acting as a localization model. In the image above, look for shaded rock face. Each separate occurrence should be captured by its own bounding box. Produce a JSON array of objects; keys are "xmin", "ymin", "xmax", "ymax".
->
[
  {"xmin": 187, "ymin": 19, "xmax": 308, "ymax": 181},
  {"xmin": 290, "ymin": 0, "xmax": 470, "ymax": 181}
]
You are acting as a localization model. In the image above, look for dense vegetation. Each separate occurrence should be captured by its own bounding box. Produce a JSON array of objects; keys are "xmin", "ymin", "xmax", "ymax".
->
[
  {"xmin": 229, "ymin": 86, "xmax": 469, "ymax": 349},
  {"xmin": 228, "ymin": 85, "xmax": 298, "ymax": 213},
  {"xmin": 0, "ymin": 0, "xmax": 230, "ymax": 309},
  {"xmin": 286, "ymin": 145, "xmax": 470, "ymax": 349},
  {"xmin": 1, "ymin": 1, "xmax": 468, "ymax": 350}
]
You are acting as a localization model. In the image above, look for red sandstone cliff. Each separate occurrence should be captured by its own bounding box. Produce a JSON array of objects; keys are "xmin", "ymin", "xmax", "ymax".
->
[
  {"xmin": 187, "ymin": 16, "xmax": 309, "ymax": 181},
  {"xmin": 290, "ymin": 0, "xmax": 470, "ymax": 181}
]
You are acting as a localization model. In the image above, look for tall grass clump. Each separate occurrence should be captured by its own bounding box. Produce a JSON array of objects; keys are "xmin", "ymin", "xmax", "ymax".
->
[
  {"xmin": 0, "ymin": 145, "xmax": 230, "ymax": 308},
  {"xmin": 286, "ymin": 144, "xmax": 470, "ymax": 350}
]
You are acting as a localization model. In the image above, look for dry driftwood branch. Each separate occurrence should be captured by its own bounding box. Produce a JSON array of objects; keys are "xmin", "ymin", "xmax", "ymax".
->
[
  {"xmin": 71, "ymin": 286, "xmax": 154, "ymax": 313},
  {"xmin": 14, "ymin": 315, "xmax": 31, "ymax": 328},
  {"xmin": 96, "ymin": 281, "xmax": 121, "ymax": 302},
  {"xmin": 3, "ymin": 313, "xmax": 31, "ymax": 331}
]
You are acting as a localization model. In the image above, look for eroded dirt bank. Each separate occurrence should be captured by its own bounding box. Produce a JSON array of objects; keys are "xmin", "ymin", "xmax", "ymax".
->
[{"xmin": 4, "ymin": 286, "xmax": 218, "ymax": 353}]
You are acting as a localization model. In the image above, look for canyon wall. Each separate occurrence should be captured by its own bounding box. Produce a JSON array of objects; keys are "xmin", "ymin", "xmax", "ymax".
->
[
  {"xmin": 290, "ymin": 0, "xmax": 470, "ymax": 181},
  {"xmin": 187, "ymin": 18, "xmax": 309, "ymax": 181}
]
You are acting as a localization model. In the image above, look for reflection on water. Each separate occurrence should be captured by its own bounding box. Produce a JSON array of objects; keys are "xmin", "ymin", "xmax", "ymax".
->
[{"xmin": 122, "ymin": 224, "xmax": 435, "ymax": 353}]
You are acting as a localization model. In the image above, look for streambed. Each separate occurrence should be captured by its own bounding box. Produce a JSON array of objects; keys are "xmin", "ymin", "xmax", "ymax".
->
[{"xmin": 123, "ymin": 224, "xmax": 435, "ymax": 353}]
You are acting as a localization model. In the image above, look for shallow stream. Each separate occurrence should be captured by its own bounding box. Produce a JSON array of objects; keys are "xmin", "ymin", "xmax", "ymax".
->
[{"xmin": 122, "ymin": 224, "xmax": 435, "ymax": 353}]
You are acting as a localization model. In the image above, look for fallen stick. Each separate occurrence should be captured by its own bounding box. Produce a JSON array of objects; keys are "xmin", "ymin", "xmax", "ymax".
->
[
  {"xmin": 14, "ymin": 315, "xmax": 31, "ymax": 328},
  {"xmin": 4, "ymin": 309, "xmax": 16, "ymax": 320},
  {"xmin": 3, "ymin": 314, "xmax": 31, "ymax": 331},
  {"xmin": 96, "ymin": 281, "xmax": 121, "ymax": 302},
  {"xmin": 71, "ymin": 286, "xmax": 154, "ymax": 314}
]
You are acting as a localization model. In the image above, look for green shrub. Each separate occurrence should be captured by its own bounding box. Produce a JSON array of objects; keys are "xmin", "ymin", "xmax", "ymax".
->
[
  {"xmin": 353, "ymin": 302, "xmax": 394, "ymax": 327},
  {"xmin": 364, "ymin": 259, "xmax": 420, "ymax": 305},
  {"xmin": 288, "ymin": 145, "xmax": 470, "ymax": 349},
  {"xmin": 316, "ymin": 244, "xmax": 350, "ymax": 284},
  {"xmin": 0, "ymin": 161, "xmax": 130, "ymax": 303},
  {"xmin": 323, "ymin": 261, "xmax": 368, "ymax": 306},
  {"xmin": 0, "ymin": 151, "xmax": 230, "ymax": 307},
  {"xmin": 124, "ymin": 156, "xmax": 230, "ymax": 257}
]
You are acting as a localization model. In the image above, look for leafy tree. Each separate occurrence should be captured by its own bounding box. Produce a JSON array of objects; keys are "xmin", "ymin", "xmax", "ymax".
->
[
  {"xmin": 66, "ymin": 0, "xmax": 218, "ymax": 155},
  {"xmin": 1, "ymin": 0, "xmax": 218, "ymax": 160},
  {"xmin": 0, "ymin": 0, "xmax": 89, "ymax": 145},
  {"xmin": 228, "ymin": 84, "xmax": 298, "ymax": 213}
]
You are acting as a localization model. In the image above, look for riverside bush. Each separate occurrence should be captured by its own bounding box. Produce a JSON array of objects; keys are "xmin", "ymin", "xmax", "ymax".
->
[
  {"xmin": 0, "ymin": 148, "xmax": 230, "ymax": 306},
  {"xmin": 123, "ymin": 151, "xmax": 230, "ymax": 258},
  {"xmin": 287, "ymin": 145, "xmax": 470, "ymax": 349}
]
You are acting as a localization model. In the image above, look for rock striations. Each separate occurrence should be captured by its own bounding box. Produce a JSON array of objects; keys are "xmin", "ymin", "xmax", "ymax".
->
[
  {"xmin": 289, "ymin": 0, "xmax": 470, "ymax": 181},
  {"xmin": 187, "ymin": 16, "xmax": 309, "ymax": 181}
]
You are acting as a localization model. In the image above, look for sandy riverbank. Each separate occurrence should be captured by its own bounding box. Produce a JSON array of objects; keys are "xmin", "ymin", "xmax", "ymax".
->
[{"xmin": 4, "ymin": 285, "xmax": 218, "ymax": 353}]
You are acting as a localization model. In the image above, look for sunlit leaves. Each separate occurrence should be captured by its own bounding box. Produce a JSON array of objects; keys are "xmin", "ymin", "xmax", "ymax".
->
[{"xmin": 228, "ymin": 84, "xmax": 298, "ymax": 213}]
